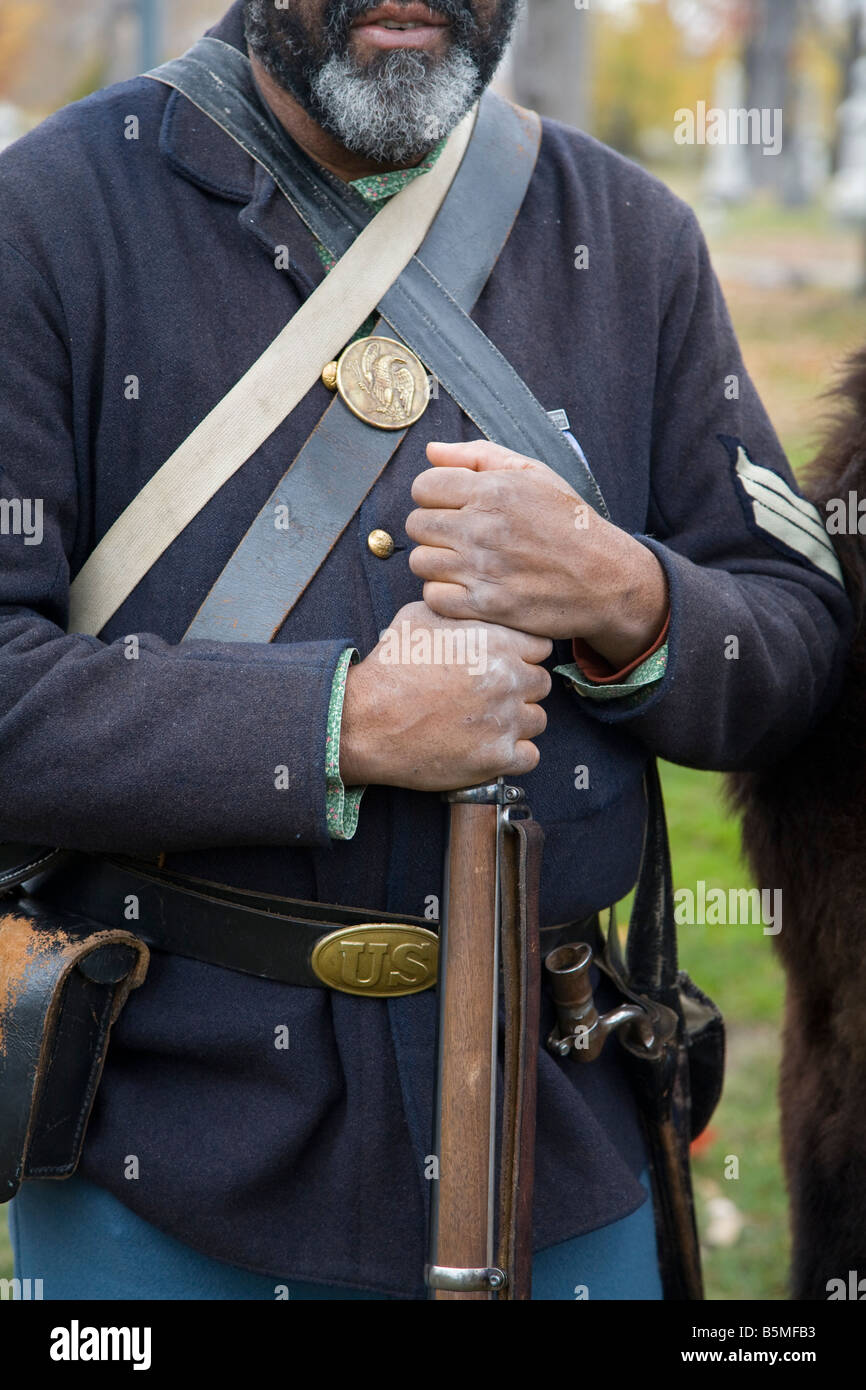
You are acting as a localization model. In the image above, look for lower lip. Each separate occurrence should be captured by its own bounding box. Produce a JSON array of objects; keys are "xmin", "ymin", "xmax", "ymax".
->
[{"xmin": 351, "ymin": 22, "xmax": 449, "ymax": 49}]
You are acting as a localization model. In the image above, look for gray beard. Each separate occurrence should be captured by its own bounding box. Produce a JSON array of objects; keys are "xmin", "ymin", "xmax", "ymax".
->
[{"xmin": 311, "ymin": 47, "xmax": 480, "ymax": 163}]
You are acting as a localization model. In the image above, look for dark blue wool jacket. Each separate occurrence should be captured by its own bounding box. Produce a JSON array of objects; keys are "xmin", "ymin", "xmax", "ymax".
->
[{"xmin": 0, "ymin": 2, "xmax": 851, "ymax": 1295}]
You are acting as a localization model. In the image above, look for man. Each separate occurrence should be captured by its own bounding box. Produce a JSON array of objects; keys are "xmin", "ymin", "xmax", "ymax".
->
[{"xmin": 0, "ymin": 0, "xmax": 850, "ymax": 1299}]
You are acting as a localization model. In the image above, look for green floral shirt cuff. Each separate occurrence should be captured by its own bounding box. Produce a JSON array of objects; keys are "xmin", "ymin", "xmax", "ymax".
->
[
  {"xmin": 554, "ymin": 641, "xmax": 669, "ymax": 708},
  {"xmin": 325, "ymin": 647, "xmax": 366, "ymax": 840}
]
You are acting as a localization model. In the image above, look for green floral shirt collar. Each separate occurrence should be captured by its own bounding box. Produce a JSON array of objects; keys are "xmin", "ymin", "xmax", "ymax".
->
[
  {"xmin": 349, "ymin": 138, "xmax": 447, "ymax": 205},
  {"xmin": 314, "ymin": 138, "xmax": 447, "ymax": 276}
]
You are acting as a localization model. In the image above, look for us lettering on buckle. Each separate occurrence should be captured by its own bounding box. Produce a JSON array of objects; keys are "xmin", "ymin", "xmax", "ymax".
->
[
  {"xmin": 311, "ymin": 922, "xmax": 438, "ymax": 996},
  {"xmin": 322, "ymin": 335, "xmax": 431, "ymax": 430}
]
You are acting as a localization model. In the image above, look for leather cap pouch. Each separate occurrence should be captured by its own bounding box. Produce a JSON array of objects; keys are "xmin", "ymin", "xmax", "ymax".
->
[{"xmin": 0, "ymin": 894, "xmax": 148, "ymax": 1202}]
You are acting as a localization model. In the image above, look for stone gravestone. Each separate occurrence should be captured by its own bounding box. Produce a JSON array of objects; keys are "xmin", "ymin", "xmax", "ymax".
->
[
  {"xmin": 0, "ymin": 104, "xmax": 27, "ymax": 156},
  {"xmin": 701, "ymin": 59, "xmax": 752, "ymax": 207},
  {"xmin": 787, "ymin": 72, "xmax": 830, "ymax": 207},
  {"xmin": 829, "ymin": 55, "xmax": 866, "ymax": 225},
  {"xmin": 828, "ymin": 54, "xmax": 866, "ymax": 292}
]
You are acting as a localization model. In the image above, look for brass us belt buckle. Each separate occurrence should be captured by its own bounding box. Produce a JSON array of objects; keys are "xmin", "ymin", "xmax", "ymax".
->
[
  {"xmin": 322, "ymin": 335, "xmax": 431, "ymax": 430},
  {"xmin": 311, "ymin": 923, "xmax": 438, "ymax": 997}
]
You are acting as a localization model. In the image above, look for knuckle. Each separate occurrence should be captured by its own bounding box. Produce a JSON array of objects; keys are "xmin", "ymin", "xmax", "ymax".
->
[
  {"xmin": 464, "ymin": 582, "xmax": 491, "ymax": 616},
  {"xmin": 464, "ymin": 541, "xmax": 490, "ymax": 577},
  {"xmin": 516, "ymin": 664, "xmax": 542, "ymax": 698},
  {"xmin": 484, "ymin": 477, "xmax": 509, "ymax": 510},
  {"xmin": 465, "ymin": 513, "xmax": 492, "ymax": 550},
  {"xmin": 486, "ymin": 514, "xmax": 511, "ymax": 551},
  {"xmin": 488, "ymin": 655, "xmax": 518, "ymax": 693},
  {"xmin": 504, "ymin": 454, "xmax": 531, "ymax": 479},
  {"xmin": 496, "ymin": 732, "xmax": 518, "ymax": 767}
]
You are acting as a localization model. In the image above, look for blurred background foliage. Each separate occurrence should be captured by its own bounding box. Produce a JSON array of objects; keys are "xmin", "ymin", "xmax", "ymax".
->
[{"xmin": 2, "ymin": 0, "xmax": 865, "ymax": 1300}]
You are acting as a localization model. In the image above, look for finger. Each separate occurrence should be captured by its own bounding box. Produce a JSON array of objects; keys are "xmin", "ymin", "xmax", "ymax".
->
[
  {"xmin": 429, "ymin": 441, "xmax": 580, "ymax": 503},
  {"xmin": 405, "ymin": 505, "xmax": 469, "ymax": 546},
  {"xmin": 407, "ymin": 544, "xmax": 463, "ymax": 583},
  {"xmin": 421, "ymin": 580, "xmax": 473, "ymax": 621},
  {"xmin": 505, "ymin": 739, "xmax": 542, "ymax": 776},
  {"xmin": 426, "ymin": 440, "xmax": 542, "ymax": 474},
  {"xmin": 519, "ymin": 702, "xmax": 548, "ymax": 740},
  {"xmin": 508, "ymin": 631, "xmax": 554, "ymax": 665},
  {"xmin": 410, "ymin": 467, "xmax": 477, "ymax": 510},
  {"xmin": 521, "ymin": 663, "xmax": 553, "ymax": 703}
]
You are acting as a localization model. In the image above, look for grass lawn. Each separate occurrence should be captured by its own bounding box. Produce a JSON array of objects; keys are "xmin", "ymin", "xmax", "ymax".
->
[{"xmin": 656, "ymin": 762, "xmax": 789, "ymax": 1302}]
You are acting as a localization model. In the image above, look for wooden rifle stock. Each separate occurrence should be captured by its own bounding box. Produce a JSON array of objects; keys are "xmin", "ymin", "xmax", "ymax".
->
[
  {"xmin": 429, "ymin": 792, "xmax": 501, "ymax": 1300},
  {"xmin": 427, "ymin": 778, "xmax": 541, "ymax": 1301}
]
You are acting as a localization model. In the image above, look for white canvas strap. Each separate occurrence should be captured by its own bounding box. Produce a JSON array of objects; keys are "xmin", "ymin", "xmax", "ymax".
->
[{"xmin": 67, "ymin": 108, "xmax": 475, "ymax": 637}]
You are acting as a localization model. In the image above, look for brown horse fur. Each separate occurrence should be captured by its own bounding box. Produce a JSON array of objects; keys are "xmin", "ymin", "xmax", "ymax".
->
[{"xmin": 727, "ymin": 347, "xmax": 866, "ymax": 1300}]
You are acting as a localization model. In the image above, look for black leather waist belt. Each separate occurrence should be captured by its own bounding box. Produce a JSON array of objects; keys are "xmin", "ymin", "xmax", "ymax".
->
[{"xmin": 29, "ymin": 857, "xmax": 599, "ymax": 998}]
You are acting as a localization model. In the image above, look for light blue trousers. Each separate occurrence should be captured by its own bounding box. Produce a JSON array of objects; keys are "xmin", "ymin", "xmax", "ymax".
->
[{"xmin": 9, "ymin": 1171, "xmax": 663, "ymax": 1301}]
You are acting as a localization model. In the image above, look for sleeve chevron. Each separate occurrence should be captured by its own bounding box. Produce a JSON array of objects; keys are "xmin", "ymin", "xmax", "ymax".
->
[{"xmin": 732, "ymin": 444, "xmax": 843, "ymax": 585}]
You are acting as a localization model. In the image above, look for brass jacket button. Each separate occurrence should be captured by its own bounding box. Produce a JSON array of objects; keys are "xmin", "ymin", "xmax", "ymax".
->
[{"xmin": 367, "ymin": 529, "xmax": 395, "ymax": 559}]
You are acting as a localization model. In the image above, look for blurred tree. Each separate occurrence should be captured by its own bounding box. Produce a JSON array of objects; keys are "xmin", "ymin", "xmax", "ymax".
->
[
  {"xmin": 743, "ymin": 0, "xmax": 806, "ymax": 197},
  {"xmin": 0, "ymin": 1, "xmax": 44, "ymax": 98},
  {"xmin": 591, "ymin": 1, "xmax": 731, "ymax": 160},
  {"xmin": 831, "ymin": 0, "xmax": 866, "ymax": 169},
  {"xmin": 137, "ymin": 0, "xmax": 163, "ymax": 72},
  {"xmin": 510, "ymin": 0, "xmax": 594, "ymax": 134}
]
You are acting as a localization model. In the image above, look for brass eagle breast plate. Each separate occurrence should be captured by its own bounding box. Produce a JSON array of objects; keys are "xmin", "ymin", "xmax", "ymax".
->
[{"xmin": 335, "ymin": 336, "xmax": 430, "ymax": 430}]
